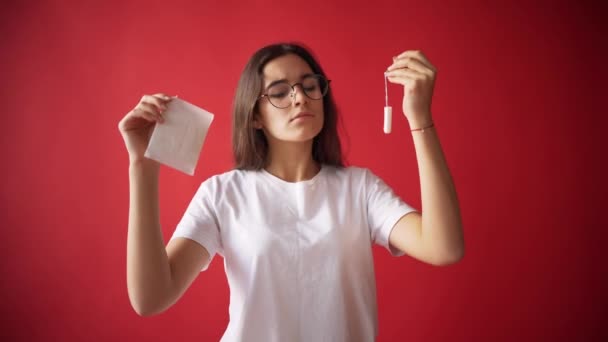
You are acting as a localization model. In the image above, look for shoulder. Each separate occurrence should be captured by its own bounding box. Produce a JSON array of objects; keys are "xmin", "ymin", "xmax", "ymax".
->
[
  {"xmin": 200, "ymin": 168, "xmax": 260, "ymax": 189},
  {"xmin": 192, "ymin": 169, "xmax": 261, "ymax": 200},
  {"xmin": 321, "ymin": 165, "xmax": 376, "ymax": 188},
  {"xmin": 187, "ymin": 169, "xmax": 262, "ymax": 209},
  {"xmin": 208, "ymin": 168, "xmax": 255, "ymax": 182},
  {"xmin": 323, "ymin": 164, "xmax": 372, "ymax": 180}
]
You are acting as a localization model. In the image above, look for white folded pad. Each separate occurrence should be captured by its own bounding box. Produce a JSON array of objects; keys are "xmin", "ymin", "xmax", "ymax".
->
[{"xmin": 144, "ymin": 98, "xmax": 214, "ymax": 175}]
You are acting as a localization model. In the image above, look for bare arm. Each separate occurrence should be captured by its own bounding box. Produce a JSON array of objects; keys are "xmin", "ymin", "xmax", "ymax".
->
[
  {"xmin": 126, "ymin": 160, "xmax": 210, "ymax": 316},
  {"xmin": 120, "ymin": 94, "xmax": 210, "ymax": 316},
  {"xmin": 385, "ymin": 51, "xmax": 464, "ymax": 266},
  {"xmin": 388, "ymin": 127, "xmax": 464, "ymax": 266}
]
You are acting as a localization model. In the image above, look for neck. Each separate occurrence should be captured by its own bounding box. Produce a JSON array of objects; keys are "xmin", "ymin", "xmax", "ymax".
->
[{"xmin": 264, "ymin": 139, "xmax": 320, "ymax": 182}]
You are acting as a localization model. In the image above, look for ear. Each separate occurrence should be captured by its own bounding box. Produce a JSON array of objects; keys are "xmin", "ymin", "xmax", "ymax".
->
[{"xmin": 252, "ymin": 112, "xmax": 263, "ymax": 129}]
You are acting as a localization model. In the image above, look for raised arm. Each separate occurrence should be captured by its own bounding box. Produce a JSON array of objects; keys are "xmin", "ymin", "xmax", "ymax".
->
[
  {"xmin": 119, "ymin": 94, "xmax": 210, "ymax": 316},
  {"xmin": 385, "ymin": 51, "xmax": 465, "ymax": 265}
]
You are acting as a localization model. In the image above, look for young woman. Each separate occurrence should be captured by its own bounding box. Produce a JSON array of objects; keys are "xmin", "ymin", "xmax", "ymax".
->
[{"xmin": 119, "ymin": 42, "xmax": 464, "ymax": 341}]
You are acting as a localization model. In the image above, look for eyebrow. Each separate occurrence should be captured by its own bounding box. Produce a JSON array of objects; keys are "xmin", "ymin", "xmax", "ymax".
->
[{"xmin": 264, "ymin": 73, "xmax": 315, "ymax": 90}]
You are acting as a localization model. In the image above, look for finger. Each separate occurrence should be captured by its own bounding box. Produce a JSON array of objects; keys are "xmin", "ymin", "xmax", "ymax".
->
[
  {"xmin": 152, "ymin": 93, "xmax": 176, "ymax": 105},
  {"xmin": 385, "ymin": 67, "xmax": 425, "ymax": 80},
  {"xmin": 153, "ymin": 93, "xmax": 173, "ymax": 100},
  {"xmin": 394, "ymin": 50, "xmax": 436, "ymax": 71},
  {"xmin": 140, "ymin": 94, "xmax": 169, "ymax": 114},
  {"xmin": 385, "ymin": 69, "xmax": 425, "ymax": 87},
  {"xmin": 387, "ymin": 58, "xmax": 432, "ymax": 75},
  {"xmin": 385, "ymin": 75, "xmax": 413, "ymax": 87},
  {"xmin": 132, "ymin": 107, "xmax": 160, "ymax": 123},
  {"xmin": 136, "ymin": 101, "xmax": 163, "ymax": 116},
  {"xmin": 134, "ymin": 102, "xmax": 164, "ymax": 122},
  {"xmin": 386, "ymin": 75, "xmax": 422, "ymax": 89},
  {"xmin": 395, "ymin": 50, "xmax": 430, "ymax": 66},
  {"xmin": 392, "ymin": 56, "xmax": 435, "ymax": 74}
]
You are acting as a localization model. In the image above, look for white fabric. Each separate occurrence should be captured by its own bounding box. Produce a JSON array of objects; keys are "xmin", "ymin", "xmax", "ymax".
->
[{"xmin": 170, "ymin": 165, "xmax": 418, "ymax": 342}]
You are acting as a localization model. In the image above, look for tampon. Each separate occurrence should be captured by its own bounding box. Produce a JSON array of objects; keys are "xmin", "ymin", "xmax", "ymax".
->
[{"xmin": 384, "ymin": 73, "xmax": 392, "ymax": 134}]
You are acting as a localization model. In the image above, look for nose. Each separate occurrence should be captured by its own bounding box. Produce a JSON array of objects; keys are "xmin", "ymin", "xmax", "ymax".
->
[{"xmin": 290, "ymin": 84, "xmax": 307, "ymax": 106}]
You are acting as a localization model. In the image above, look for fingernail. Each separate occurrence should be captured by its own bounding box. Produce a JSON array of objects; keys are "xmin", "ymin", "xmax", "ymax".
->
[
  {"xmin": 163, "ymin": 95, "xmax": 170, "ymax": 100},
  {"xmin": 392, "ymin": 56, "xmax": 397, "ymax": 61}
]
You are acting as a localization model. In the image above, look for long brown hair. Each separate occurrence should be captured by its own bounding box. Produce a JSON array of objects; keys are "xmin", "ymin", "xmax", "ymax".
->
[{"xmin": 232, "ymin": 42, "xmax": 344, "ymax": 170}]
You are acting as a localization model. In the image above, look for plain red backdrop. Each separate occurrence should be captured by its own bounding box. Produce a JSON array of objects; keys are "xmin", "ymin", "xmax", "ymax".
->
[{"xmin": 0, "ymin": 0, "xmax": 605, "ymax": 341}]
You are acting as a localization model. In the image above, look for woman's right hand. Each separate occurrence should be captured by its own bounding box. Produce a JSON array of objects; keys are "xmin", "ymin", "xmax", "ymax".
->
[{"xmin": 118, "ymin": 93, "xmax": 174, "ymax": 163}]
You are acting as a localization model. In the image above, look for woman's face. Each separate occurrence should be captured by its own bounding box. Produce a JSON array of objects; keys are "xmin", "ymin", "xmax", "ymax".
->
[{"xmin": 254, "ymin": 54, "xmax": 324, "ymax": 144}]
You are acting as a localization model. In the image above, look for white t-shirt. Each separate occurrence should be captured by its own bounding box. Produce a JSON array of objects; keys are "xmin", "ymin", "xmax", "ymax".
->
[{"xmin": 170, "ymin": 165, "xmax": 418, "ymax": 342}]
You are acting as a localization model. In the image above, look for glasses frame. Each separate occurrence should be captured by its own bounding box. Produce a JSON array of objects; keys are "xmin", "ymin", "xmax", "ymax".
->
[{"xmin": 258, "ymin": 74, "xmax": 331, "ymax": 109}]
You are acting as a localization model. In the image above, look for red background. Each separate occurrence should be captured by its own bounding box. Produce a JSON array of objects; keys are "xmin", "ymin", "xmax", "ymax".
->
[{"xmin": 1, "ymin": 0, "xmax": 605, "ymax": 341}]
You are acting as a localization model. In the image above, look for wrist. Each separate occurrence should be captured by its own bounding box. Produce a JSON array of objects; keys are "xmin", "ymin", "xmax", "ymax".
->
[
  {"xmin": 408, "ymin": 112, "xmax": 432, "ymax": 129},
  {"xmin": 129, "ymin": 158, "xmax": 160, "ymax": 173},
  {"xmin": 409, "ymin": 120, "xmax": 434, "ymax": 131}
]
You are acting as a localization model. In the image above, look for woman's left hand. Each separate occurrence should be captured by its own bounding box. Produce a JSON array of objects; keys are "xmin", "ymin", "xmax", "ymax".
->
[{"xmin": 385, "ymin": 50, "xmax": 437, "ymax": 129}]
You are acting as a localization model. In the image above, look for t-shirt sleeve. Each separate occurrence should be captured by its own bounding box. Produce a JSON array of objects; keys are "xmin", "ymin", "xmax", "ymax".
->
[
  {"xmin": 169, "ymin": 178, "xmax": 222, "ymax": 271},
  {"xmin": 365, "ymin": 169, "xmax": 419, "ymax": 257}
]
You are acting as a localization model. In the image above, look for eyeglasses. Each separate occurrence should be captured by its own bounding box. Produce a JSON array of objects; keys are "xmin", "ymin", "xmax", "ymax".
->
[{"xmin": 259, "ymin": 74, "xmax": 331, "ymax": 109}]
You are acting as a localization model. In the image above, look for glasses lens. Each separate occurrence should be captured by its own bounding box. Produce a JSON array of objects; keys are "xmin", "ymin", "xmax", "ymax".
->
[
  {"xmin": 302, "ymin": 75, "xmax": 327, "ymax": 100},
  {"xmin": 267, "ymin": 83, "xmax": 292, "ymax": 108},
  {"xmin": 264, "ymin": 75, "xmax": 329, "ymax": 108}
]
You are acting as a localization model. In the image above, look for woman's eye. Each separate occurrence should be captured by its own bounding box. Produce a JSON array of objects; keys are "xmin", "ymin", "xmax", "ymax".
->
[{"xmin": 270, "ymin": 92, "xmax": 288, "ymax": 98}]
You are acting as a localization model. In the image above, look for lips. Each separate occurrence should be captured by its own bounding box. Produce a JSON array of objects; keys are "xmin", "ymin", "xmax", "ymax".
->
[{"xmin": 290, "ymin": 112, "xmax": 314, "ymax": 121}]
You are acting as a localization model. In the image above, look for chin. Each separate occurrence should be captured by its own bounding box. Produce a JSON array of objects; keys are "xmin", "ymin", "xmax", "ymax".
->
[
  {"xmin": 274, "ymin": 127, "xmax": 322, "ymax": 144},
  {"xmin": 294, "ymin": 124, "xmax": 323, "ymax": 142}
]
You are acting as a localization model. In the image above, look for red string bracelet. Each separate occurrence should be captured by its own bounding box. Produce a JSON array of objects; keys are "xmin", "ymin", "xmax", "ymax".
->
[{"xmin": 411, "ymin": 122, "xmax": 435, "ymax": 132}]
